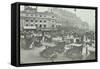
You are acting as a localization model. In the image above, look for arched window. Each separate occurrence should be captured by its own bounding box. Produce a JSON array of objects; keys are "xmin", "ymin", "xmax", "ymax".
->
[
  {"xmin": 26, "ymin": 20, "xmax": 28, "ymax": 22},
  {"xmin": 44, "ymin": 25, "xmax": 46, "ymax": 28}
]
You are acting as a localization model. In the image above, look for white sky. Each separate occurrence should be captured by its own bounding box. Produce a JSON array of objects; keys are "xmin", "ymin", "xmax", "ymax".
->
[{"xmin": 20, "ymin": 5, "xmax": 95, "ymax": 31}]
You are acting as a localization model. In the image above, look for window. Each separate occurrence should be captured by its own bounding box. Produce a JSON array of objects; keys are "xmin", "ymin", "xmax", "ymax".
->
[
  {"xmin": 35, "ymin": 24, "xmax": 37, "ymax": 27},
  {"xmin": 40, "ymin": 24, "xmax": 42, "ymax": 28},
  {"xmin": 31, "ymin": 20, "xmax": 33, "ymax": 22},
  {"xmin": 26, "ymin": 20, "xmax": 28, "ymax": 22},
  {"xmin": 52, "ymin": 25, "xmax": 54, "ymax": 28},
  {"xmin": 35, "ymin": 20, "xmax": 37, "ymax": 22},
  {"xmin": 44, "ymin": 20, "xmax": 46, "ymax": 22},
  {"xmin": 40, "ymin": 20, "xmax": 42, "ymax": 22},
  {"xmin": 44, "ymin": 25, "xmax": 46, "ymax": 28},
  {"xmin": 26, "ymin": 24, "xmax": 28, "ymax": 26}
]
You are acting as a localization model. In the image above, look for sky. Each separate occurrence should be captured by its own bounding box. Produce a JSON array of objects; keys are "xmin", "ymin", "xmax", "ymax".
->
[{"xmin": 20, "ymin": 5, "xmax": 95, "ymax": 31}]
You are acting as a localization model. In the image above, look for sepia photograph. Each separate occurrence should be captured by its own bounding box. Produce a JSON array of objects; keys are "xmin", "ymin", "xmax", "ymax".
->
[{"xmin": 20, "ymin": 5, "xmax": 96, "ymax": 64}]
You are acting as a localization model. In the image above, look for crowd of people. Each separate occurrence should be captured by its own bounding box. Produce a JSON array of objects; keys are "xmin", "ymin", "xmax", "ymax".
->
[{"xmin": 20, "ymin": 30, "xmax": 95, "ymax": 61}]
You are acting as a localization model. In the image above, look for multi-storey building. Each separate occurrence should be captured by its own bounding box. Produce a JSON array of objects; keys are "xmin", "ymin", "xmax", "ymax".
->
[{"xmin": 20, "ymin": 6, "xmax": 62, "ymax": 32}]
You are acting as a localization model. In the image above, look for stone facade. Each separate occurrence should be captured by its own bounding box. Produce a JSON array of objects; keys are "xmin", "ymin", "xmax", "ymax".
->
[{"xmin": 20, "ymin": 6, "xmax": 62, "ymax": 32}]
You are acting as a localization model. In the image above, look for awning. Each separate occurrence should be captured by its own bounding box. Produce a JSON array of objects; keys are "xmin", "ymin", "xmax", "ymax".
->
[
  {"xmin": 38, "ymin": 28, "xmax": 58, "ymax": 31},
  {"xmin": 23, "ymin": 26, "xmax": 36, "ymax": 29}
]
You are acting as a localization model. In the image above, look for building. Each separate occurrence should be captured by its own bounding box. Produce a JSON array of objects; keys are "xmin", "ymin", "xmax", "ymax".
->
[
  {"xmin": 20, "ymin": 6, "xmax": 62, "ymax": 32},
  {"xmin": 63, "ymin": 32, "xmax": 81, "ymax": 44}
]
